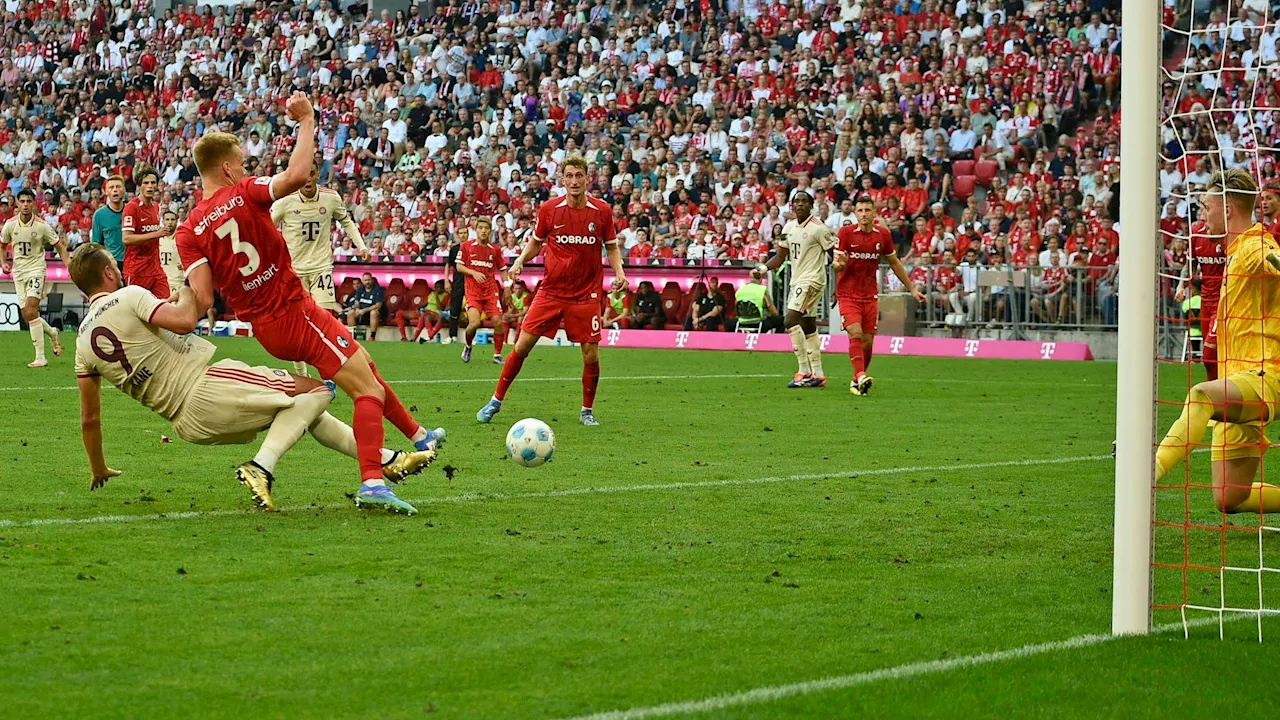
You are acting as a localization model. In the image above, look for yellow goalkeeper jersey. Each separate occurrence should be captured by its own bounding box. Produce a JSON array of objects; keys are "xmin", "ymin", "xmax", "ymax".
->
[
  {"xmin": 1220, "ymin": 223, "xmax": 1280, "ymax": 379},
  {"xmin": 2, "ymin": 214, "xmax": 58, "ymax": 276},
  {"xmin": 270, "ymin": 188, "xmax": 365, "ymax": 275}
]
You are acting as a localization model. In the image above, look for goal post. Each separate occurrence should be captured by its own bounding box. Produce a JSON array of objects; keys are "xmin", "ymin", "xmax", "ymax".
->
[{"xmin": 1112, "ymin": 0, "xmax": 1161, "ymax": 637}]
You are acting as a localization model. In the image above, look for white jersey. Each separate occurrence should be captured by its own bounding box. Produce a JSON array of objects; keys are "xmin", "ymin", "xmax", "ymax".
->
[
  {"xmin": 158, "ymin": 233, "xmax": 184, "ymax": 292},
  {"xmin": 2, "ymin": 214, "xmax": 58, "ymax": 276},
  {"xmin": 74, "ymin": 286, "xmax": 215, "ymax": 421},
  {"xmin": 780, "ymin": 215, "xmax": 836, "ymax": 287},
  {"xmin": 270, "ymin": 188, "xmax": 365, "ymax": 275}
]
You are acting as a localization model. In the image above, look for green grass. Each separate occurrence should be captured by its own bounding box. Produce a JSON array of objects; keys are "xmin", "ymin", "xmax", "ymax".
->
[{"xmin": 0, "ymin": 334, "xmax": 1274, "ymax": 718}]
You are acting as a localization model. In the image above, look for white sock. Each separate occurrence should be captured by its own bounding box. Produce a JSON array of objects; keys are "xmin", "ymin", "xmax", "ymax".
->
[
  {"xmin": 362, "ymin": 478, "xmax": 387, "ymax": 487},
  {"xmin": 253, "ymin": 392, "xmax": 331, "ymax": 473},
  {"xmin": 293, "ymin": 361, "xmax": 309, "ymax": 378},
  {"xmin": 42, "ymin": 321, "xmax": 56, "ymax": 338},
  {"xmin": 410, "ymin": 426, "xmax": 428, "ymax": 445},
  {"xmin": 788, "ymin": 326, "xmax": 810, "ymax": 374},
  {"xmin": 29, "ymin": 318, "xmax": 45, "ymax": 361},
  {"xmin": 805, "ymin": 333, "xmax": 824, "ymax": 378},
  {"xmin": 308, "ymin": 412, "xmax": 397, "ymax": 464}
]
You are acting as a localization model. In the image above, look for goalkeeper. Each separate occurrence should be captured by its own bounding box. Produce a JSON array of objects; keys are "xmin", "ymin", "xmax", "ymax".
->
[{"xmin": 1155, "ymin": 169, "xmax": 1280, "ymax": 513}]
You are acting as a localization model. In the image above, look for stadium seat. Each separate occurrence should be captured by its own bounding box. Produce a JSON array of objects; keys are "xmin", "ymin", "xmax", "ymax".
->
[
  {"xmin": 974, "ymin": 161, "xmax": 998, "ymax": 187},
  {"xmin": 384, "ymin": 291, "xmax": 406, "ymax": 318},
  {"xmin": 952, "ymin": 159, "xmax": 975, "ymax": 177},
  {"xmin": 735, "ymin": 299, "xmax": 763, "ymax": 332},
  {"xmin": 953, "ymin": 175, "xmax": 977, "ymax": 201},
  {"xmin": 386, "ymin": 278, "xmax": 407, "ymax": 298},
  {"xmin": 719, "ymin": 283, "xmax": 737, "ymax": 321},
  {"xmin": 661, "ymin": 282, "xmax": 685, "ymax": 330},
  {"xmin": 337, "ymin": 278, "xmax": 359, "ymax": 307}
]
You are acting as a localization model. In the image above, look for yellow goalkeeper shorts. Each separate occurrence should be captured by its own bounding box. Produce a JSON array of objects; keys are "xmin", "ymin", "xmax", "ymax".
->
[{"xmin": 1211, "ymin": 370, "xmax": 1280, "ymax": 461}]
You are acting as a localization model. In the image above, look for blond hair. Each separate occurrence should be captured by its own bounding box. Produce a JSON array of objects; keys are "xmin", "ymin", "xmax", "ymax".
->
[
  {"xmin": 67, "ymin": 242, "xmax": 115, "ymax": 296},
  {"xmin": 472, "ymin": 215, "xmax": 492, "ymax": 227},
  {"xmin": 1207, "ymin": 168, "xmax": 1259, "ymax": 216},
  {"xmin": 561, "ymin": 155, "xmax": 588, "ymax": 173},
  {"xmin": 104, "ymin": 174, "xmax": 125, "ymax": 188},
  {"xmin": 193, "ymin": 132, "xmax": 243, "ymax": 175}
]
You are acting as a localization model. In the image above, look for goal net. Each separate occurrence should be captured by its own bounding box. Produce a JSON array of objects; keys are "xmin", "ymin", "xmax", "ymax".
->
[{"xmin": 1117, "ymin": 0, "xmax": 1280, "ymax": 640}]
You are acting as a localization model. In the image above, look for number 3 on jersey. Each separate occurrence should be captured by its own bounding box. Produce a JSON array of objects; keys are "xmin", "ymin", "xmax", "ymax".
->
[{"xmin": 214, "ymin": 218, "xmax": 261, "ymax": 277}]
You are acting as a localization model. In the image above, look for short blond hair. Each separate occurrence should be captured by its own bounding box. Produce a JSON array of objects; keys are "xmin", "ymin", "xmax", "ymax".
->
[
  {"xmin": 193, "ymin": 132, "xmax": 243, "ymax": 175},
  {"xmin": 561, "ymin": 155, "xmax": 588, "ymax": 173},
  {"xmin": 1207, "ymin": 168, "xmax": 1258, "ymax": 215},
  {"xmin": 104, "ymin": 175, "xmax": 125, "ymax": 188},
  {"xmin": 472, "ymin": 215, "xmax": 492, "ymax": 227}
]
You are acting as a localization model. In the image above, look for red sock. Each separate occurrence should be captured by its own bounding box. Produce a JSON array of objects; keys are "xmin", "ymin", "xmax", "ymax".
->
[
  {"xmin": 370, "ymin": 363, "xmax": 421, "ymax": 439},
  {"xmin": 583, "ymin": 361, "xmax": 600, "ymax": 410},
  {"xmin": 495, "ymin": 351, "xmax": 526, "ymax": 401},
  {"xmin": 494, "ymin": 328, "xmax": 505, "ymax": 355},
  {"xmin": 353, "ymin": 395, "xmax": 386, "ymax": 481},
  {"xmin": 1203, "ymin": 344, "xmax": 1218, "ymax": 381},
  {"xmin": 848, "ymin": 339, "xmax": 865, "ymax": 377},
  {"xmin": 864, "ymin": 342, "xmax": 875, "ymax": 372}
]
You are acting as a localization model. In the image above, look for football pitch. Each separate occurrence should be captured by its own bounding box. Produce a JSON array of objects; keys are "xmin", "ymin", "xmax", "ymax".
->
[{"xmin": 0, "ymin": 334, "xmax": 1275, "ymax": 718}]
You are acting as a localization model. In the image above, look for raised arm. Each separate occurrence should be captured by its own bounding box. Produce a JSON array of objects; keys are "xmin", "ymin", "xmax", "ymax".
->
[{"xmin": 270, "ymin": 93, "xmax": 318, "ymax": 201}]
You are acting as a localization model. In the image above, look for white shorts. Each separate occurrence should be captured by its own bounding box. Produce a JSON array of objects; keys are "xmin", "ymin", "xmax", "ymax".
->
[
  {"xmin": 14, "ymin": 272, "xmax": 45, "ymax": 304},
  {"xmin": 164, "ymin": 271, "xmax": 185, "ymax": 298},
  {"xmin": 171, "ymin": 359, "xmax": 299, "ymax": 445},
  {"xmin": 785, "ymin": 282, "xmax": 824, "ymax": 318},
  {"xmin": 299, "ymin": 269, "xmax": 336, "ymax": 309}
]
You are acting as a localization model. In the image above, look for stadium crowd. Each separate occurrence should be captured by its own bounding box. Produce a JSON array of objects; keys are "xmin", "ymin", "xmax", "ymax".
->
[{"xmin": 0, "ymin": 0, "xmax": 1125, "ymax": 327}]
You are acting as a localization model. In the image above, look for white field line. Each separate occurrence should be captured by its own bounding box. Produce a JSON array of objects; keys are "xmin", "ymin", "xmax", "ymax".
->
[
  {"xmin": 552, "ymin": 616, "xmax": 1252, "ymax": 720},
  {"xmin": 0, "ymin": 454, "xmax": 1112, "ymax": 530}
]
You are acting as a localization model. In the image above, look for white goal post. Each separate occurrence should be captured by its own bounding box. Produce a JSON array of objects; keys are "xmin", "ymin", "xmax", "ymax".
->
[{"xmin": 1113, "ymin": 0, "xmax": 1160, "ymax": 636}]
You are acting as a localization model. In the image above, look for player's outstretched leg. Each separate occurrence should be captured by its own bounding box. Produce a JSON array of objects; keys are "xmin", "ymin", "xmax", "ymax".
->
[
  {"xmin": 366, "ymin": 360, "xmax": 444, "ymax": 452},
  {"xmin": 330, "ymin": 352, "xmax": 416, "ymax": 515},
  {"xmin": 479, "ymin": 330, "xmax": 536, "ymax": 422},
  {"xmin": 238, "ymin": 382, "xmax": 334, "ymax": 510},
  {"xmin": 306, "ymin": 411, "xmax": 437, "ymax": 483},
  {"xmin": 580, "ymin": 342, "xmax": 601, "ymax": 426}
]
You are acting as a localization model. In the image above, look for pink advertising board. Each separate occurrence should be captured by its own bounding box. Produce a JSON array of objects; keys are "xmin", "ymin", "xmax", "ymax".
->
[{"xmin": 597, "ymin": 329, "xmax": 1093, "ymax": 361}]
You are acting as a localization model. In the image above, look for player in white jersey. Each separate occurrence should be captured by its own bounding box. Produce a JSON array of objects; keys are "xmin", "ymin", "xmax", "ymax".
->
[
  {"xmin": 761, "ymin": 191, "xmax": 836, "ymax": 388},
  {"xmin": 68, "ymin": 243, "xmax": 436, "ymax": 511},
  {"xmin": 157, "ymin": 210, "xmax": 185, "ymax": 297},
  {"xmin": 2, "ymin": 189, "xmax": 71, "ymax": 368},
  {"xmin": 271, "ymin": 162, "xmax": 368, "ymax": 376}
]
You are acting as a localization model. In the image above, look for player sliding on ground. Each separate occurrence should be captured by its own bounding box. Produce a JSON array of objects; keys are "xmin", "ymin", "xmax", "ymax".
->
[
  {"xmin": 476, "ymin": 156, "xmax": 628, "ymax": 426},
  {"xmin": 271, "ymin": 158, "xmax": 370, "ymax": 377},
  {"xmin": 1154, "ymin": 169, "xmax": 1280, "ymax": 514},
  {"xmin": 68, "ymin": 243, "xmax": 436, "ymax": 510},
  {"xmin": 457, "ymin": 216, "xmax": 507, "ymax": 364},
  {"xmin": 834, "ymin": 196, "xmax": 926, "ymax": 395},
  {"xmin": 176, "ymin": 92, "xmax": 441, "ymax": 516},
  {"xmin": 760, "ymin": 191, "xmax": 835, "ymax": 388},
  {"xmin": 1, "ymin": 189, "xmax": 70, "ymax": 368}
]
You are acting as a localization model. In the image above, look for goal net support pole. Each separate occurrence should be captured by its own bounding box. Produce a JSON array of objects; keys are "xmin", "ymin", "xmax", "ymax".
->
[{"xmin": 1113, "ymin": 0, "xmax": 1160, "ymax": 636}]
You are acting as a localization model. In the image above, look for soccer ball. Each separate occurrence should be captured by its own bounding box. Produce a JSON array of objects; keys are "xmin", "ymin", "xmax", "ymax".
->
[{"xmin": 506, "ymin": 418, "xmax": 555, "ymax": 467}]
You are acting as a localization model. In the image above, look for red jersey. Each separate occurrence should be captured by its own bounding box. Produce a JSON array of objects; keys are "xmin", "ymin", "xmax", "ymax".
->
[
  {"xmin": 121, "ymin": 197, "xmax": 162, "ymax": 277},
  {"xmin": 835, "ymin": 224, "xmax": 893, "ymax": 300},
  {"xmin": 459, "ymin": 240, "xmax": 505, "ymax": 297},
  {"xmin": 1189, "ymin": 222, "xmax": 1225, "ymax": 297},
  {"xmin": 532, "ymin": 194, "xmax": 617, "ymax": 303},
  {"xmin": 176, "ymin": 176, "xmax": 306, "ymax": 324}
]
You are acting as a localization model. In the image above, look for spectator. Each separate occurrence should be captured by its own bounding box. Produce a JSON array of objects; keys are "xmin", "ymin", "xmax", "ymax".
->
[
  {"xmin": 629, "ymin": 281, "xmax": 665, "ymax": 330},
  {"xmin": 345, "ymin": 273, "xmax": 385, "ymax": 341},
  {"xmin": 602, "ymin": 286, "xmax": 631, "ymax": 330},
  {"xmin": 684, "ymin": 278, "xmax": 726, "ymax": 332}
]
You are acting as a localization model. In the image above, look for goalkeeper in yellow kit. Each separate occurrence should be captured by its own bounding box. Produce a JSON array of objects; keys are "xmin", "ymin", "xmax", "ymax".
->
[{"xmin": 1155, "ymin": 169, "xmax": 1280, "ymax": 513}]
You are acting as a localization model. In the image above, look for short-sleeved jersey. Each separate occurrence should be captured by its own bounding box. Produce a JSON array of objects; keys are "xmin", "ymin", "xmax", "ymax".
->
[
  {"xmin": 835, "ymin": 224, "xmax": 893, "ymax": 299},
  {"xmin": 781, "ymin": 215, "xmax": 836, "ymax": 287},
  {"xmin": 270, "ymin": 188, "xmax": 365, "ymax": 275},
  {"xmin": 533, "ymin": 195, "xmax": 617, "ymax": 302},
  {"xmin": 459, "ymin": 240, "xmax": 505, "ymax": 296},
  {"xmin": 159, "ymin": 234, "xmax": 183, "ymax": 287},
  {"xmin": 1220, "ymin": 224, "xmax": 1280, "ymax": 379},
  {"xmin": 2, "ymin": 215, "xmax": 57, "ymax": 275},
  {"xmin": 92, "ymin": 204, "xmax": 125, "ymax": 262},
  {"xmin": 74, "ymin": 286, "xmax": 216, "ymax": 421},
  {"xmin": 1190, "ymin": 221, "xmax": 1226, "ymax": 298},
  {"xmin": 176, "ymin": 176, "xmax": 306, "ymax": 324},
  {"xmin": 122, "ymin": 198, "xmax": 162, "ymax": 277}
]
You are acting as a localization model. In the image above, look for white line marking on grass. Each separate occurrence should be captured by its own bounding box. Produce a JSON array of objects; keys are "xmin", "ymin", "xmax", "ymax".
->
[
  {"xmin": 550, "ymin": 616, "xmax": 1247, "ymax": 720},
  {"xmin": 0, "ymin": 454, "xmax": 1110, "ymax": 529}
]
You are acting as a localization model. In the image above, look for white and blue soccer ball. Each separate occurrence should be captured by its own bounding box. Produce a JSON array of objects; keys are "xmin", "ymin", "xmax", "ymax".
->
[{"xmin": 506, "ymin": 418, "xmax": 556, "ymax": 467}]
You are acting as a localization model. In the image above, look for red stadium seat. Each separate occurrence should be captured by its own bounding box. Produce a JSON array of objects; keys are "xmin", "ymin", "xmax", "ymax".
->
[
  {"xmin": 386, "ymin": 278, "xmax": 407, "ymax": 297},
  {"xmin": 974, "ymin": 161, "xmax": 998, "ymax": 187},
  {"xmin": 719, "ymin": 283, "xmax": 737, "ymax": 322},
  {"xmin": 952, "ymin": 159, "xmax": 975, "ymax": 177},
  {"xmin": 384, "ymin": 291, "xmax": 406, "ymax": 318},
  {"xmin": 953, "ymin": 175, "xmax": 977, "ymax": 201},
  {"xmin": 661, "ymin": 282, "xmax": 685, "ymax": 330}
]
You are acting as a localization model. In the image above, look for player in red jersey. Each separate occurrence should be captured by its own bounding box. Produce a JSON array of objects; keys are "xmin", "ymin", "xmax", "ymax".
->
[
  {"xmin": 1176, "ymin": 219, "xmax": 1226, "ymax": 380},
  {"xmin": 833, "ymin": 196, "xmax": 926, "ymax": 395},
  {"xmin": 176, "ymin": 92, "xmax": 441, "ymax": 515},
  {"xmin": 476, "ymin": 156, "xmax": 627, "ymax": 426},
  {"xmin": 458, "ymin": 216, "xmax": 507, "ymax": 364},
  {"xmin": 121, "ymin": 168, "xmax": 170, "ymax": 298},
  {"xmin": 1259, "ymin": 180, "xmax": 1280, "ymax": 239}
]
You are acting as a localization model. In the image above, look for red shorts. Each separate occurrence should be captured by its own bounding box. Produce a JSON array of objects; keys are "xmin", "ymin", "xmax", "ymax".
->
[
  {"xmin": 253, "ymin": 297, "xmax": 361, "ymax": 380},
  {"xmin": 522, "ymin": 295, "xmax": 601, "ymax": 344},
  {"xmin": 127, "ymin": 271, "xmax": 170, "ymax": 299},
  {"xmin": 466, "ymin": 292, "xmax": 502, "ymax": 319},
  {"xmin": 1202, "ymin": 297, "xmax": 1219, "ymax": 346},
  {"xmin": 837, "ymin": 296, "xmax": 879, "ymax": 336}
]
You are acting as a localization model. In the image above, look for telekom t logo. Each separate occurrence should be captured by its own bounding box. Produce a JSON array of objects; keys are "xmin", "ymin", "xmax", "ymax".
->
[
  {"xmin": 675, "ymin": 332, "xmax": 690, "ymax": 348},
  {"xmin": 964, "ymin": 339, "xmax": 980, "ymax": 357},
  {"xmin": 744, "ymin": 334, "xmax": 759, "ymax": 350},
  {"xmin": 606, "ymin": 329, "xmax": 621, "ymax": 346},
  {"xmin": 819, "ymin": 335, "xmax": 831, "ymax": 350},
  {"xmin": 1040, "ymin": 342, "xmax": 1057, "ymax": 360},
  {"xmin": 889, "ymin": 337, "xmax": 905, "ymax": 354}
]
